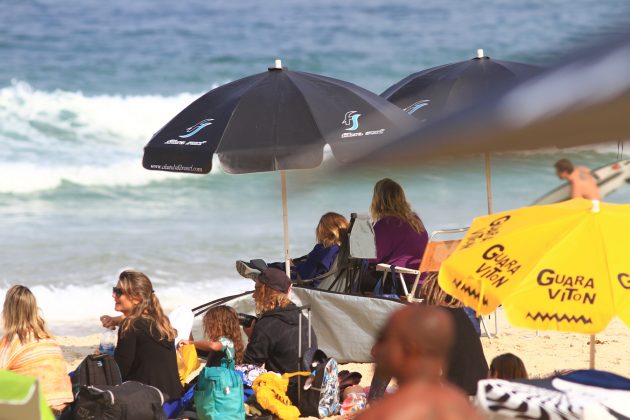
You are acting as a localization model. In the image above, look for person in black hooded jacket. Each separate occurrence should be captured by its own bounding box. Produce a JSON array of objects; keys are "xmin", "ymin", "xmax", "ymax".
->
[{"xmin": 243, "ymin": 268, "xmax": 317, "ymax": 402}]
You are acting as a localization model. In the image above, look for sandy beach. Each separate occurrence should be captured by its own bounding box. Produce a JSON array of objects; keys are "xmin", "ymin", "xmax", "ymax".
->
[{"xmin": 59, "ymin": 309, "xmax": 630, "ymax": 398}]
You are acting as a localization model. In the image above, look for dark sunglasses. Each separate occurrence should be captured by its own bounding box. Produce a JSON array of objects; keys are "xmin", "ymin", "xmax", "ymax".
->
[{"xmin": 112, "ymin": 286, "xmax": 124, "ymax": 297}]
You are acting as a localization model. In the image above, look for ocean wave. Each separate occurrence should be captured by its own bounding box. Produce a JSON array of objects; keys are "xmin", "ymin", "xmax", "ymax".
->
[
  {"xmin": 0, "ymin": 80, "xmax": 212, "ymax": 145},
  {"xmin": 0, "ymin": 160, "xmax": 213, "ymax": 194},
  {"xmin": 0, "ymin": 80, "xmax": 233, "ymax": 194},
  {"xmin": 1, "ymin": 80, "xmax": 625, "ymax": 195}
]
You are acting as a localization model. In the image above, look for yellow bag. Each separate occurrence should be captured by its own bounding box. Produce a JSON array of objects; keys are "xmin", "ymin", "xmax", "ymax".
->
[
  {"xmin": 176, "ymin": 343, "xmax": 200, "ymax": 385},
  {"xmin": 252, "ymin": 372, "xmax": 310, "ymax": 420}
]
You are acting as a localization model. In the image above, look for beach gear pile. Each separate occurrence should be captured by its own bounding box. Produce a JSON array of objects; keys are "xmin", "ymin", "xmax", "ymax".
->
[{"xmin": 476, "ymin": 370, "xmax": 630, "ymax": 419}]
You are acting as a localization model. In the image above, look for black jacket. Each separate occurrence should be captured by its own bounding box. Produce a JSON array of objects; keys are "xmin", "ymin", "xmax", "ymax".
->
[
  {"xmin": 244, "ymin": 303, "xmax": 317, "ymax": 374},
  {"xmin": 114, "ymin": 317, "xmax": 183, "ymax": 401},
  {"xmin": 445, "ymin": 307, "xmax": 489, "ymax": 395}
]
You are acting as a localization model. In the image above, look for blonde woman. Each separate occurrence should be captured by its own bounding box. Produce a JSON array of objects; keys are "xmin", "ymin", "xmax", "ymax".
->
[
  {"xmin": 102, "ymin": 270, "xmax": 182, "ymax": 401},
  {"xmin": 0, "ymin": 285, "xmax": 73, "ymax": 415},
  {"xmin": 237, "ymin": 212, "xmax": 348, "ymax": 285},
  {"xmin": 243, "ymin": 268, "xmax": 317, "ymax": 403},
  {"xmin": 369, "ymin": 178, "xmax": 429, "ymax": 289}
]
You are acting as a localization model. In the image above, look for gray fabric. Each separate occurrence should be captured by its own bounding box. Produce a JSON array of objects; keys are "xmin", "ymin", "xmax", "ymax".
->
[
  {"xmin": 349, "ymin": 214, "xmax": 376, "ymax": 259},
  {"xmin": 291, "ymin": 287, "xmax": 404, "ymax": 363},
  {"xmin": 195, "ymin": 288, "xmax": 403, "ymax": 363},
  {"xmin": 314, "ymin": 257, "xmax": 346, "ymax": 293}
]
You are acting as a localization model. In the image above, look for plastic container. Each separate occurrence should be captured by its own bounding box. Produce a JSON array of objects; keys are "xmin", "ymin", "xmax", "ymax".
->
[{"xmin": 98, "ymin": 328, "xmax": 117, "ymax": 355}]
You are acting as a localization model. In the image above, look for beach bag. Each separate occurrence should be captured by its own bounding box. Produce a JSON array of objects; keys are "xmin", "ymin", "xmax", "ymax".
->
[
  {"xmin": 194, "ymin": 338, "xmax": 245, "ymax": 420},
  {"xmin": 298, "ymin": 348, "xmax": 341, "ymax": 418},
  {"xmin": 253, "ymin": 372, "xmax": 303, "ymax": 420},
  {"xmin": 177, "ymin": 342, "xmax": 201, "ymax": 385},
  {"xmin": 71, "ymin": 354, "xmax": 122, "ymax": 396},
  {"xmin": 72, "ymin": 381, "xmax": 166, "ymax": 420}
]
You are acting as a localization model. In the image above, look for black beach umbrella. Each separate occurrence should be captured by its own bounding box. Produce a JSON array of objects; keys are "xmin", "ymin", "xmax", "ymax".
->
[
  {"xmin": 381, "ymin": 49, "xmax": 542, "ymax": 213},
  {"xmin": 357, "ymin": 35, "xmax": 630, "ymax": 174},
  {"xmin": 143, "ymin": 59, "xmax": 418, "ymax": 275}
]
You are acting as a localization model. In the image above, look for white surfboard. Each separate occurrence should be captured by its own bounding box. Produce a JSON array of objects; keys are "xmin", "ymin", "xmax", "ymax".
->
[{"xmin": 533, "ymin": 159, "xmax": 630, "ymax": 205}]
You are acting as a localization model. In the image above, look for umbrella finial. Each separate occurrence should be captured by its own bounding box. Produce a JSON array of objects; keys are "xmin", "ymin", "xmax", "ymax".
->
[
  {"xmin": 274, "ymin": 58, "xmax": 282, "ymax": 69},
  {"xmin": 477, "ymin": 49, "xmax": 485, "ymax": 59},
  {"xmin": 592, "ymin": 200, "xmax": 601, "ymax": 213}
]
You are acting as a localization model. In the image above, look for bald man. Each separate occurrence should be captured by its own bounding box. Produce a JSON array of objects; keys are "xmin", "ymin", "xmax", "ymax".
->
[{"xmin": 356, "ymin": 305, "xmax": 482, "ymax": 420}]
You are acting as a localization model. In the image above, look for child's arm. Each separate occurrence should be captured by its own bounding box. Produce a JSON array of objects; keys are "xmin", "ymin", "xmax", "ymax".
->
[{"xmin": 179, "ymin": 339, "xmax": 223, "ymax": 352}]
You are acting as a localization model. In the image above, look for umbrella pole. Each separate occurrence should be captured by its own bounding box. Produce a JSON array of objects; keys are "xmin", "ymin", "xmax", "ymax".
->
[
  {"xmin": 484, "ymin": 152, "xmax": 501, "ymax": 336},
  {"xmin": 280, "ymin": 170, "xmax": 291, "ymax": 277},
  {"xmin": 589, "ymin": 334, "xmax": 596, "ymax": 369},
  {"xmin": 485, "ymin": 152, "xmax": 493, "ymax": 215}
]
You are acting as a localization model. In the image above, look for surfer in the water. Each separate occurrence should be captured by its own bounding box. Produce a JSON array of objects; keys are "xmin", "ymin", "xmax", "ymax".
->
[{"xmin": 554, "ymin": 159, "xmax": 601, "ymax": 200}]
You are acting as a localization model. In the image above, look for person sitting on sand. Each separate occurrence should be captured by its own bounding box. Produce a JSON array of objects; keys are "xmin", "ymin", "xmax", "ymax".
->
[
  {"xmin": 365, "ymin": 178, "xmax": 429, "ymax": 293},
  {"xmin": 356, "ymin": 305, "xmax": 482, "ymax": 420},
  {"xmin": 242, "ymin": 268, "xmax": 317, "ymax": 403},
  {"xmin": 179, "ymin": 305, "xmax": 244, "ymax": 366},
  {"xmin": 489, "ymin": 353, "xmax": 528, "ymax": 380},
  {"xmin": 0, "ymin": 285, "xmax": 73, "ymax": 416},
  {"xmin": 100, "ymin": 270, "xmax": 182, "ymax": 401},
  {"xmin": 237, "ymin": 212, "xmax": 348, "ymax": 286},
  {"xmin": 554, "ymin": 159, "xmax": 601, "ymax": 200}
]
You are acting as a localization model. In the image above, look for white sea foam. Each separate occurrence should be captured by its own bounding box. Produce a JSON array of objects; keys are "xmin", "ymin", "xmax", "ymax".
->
[
  {"xmin": 0, "ymin": 278, "xmax": 253, "ymax": 336},
  {"xmin": 0, "ymin": 80, "xmax": 229, "ymax": 194},
  {"xmin": 0, "ymin": 161, "xmax": 187, "ymax": 193},
  {"xmin": 0, "ymin": 80, "xmax": 208, "ymax": 145}
]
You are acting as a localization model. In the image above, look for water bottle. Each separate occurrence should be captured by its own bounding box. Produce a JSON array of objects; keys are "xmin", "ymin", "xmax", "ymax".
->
[{"xmin": 99, "ymin": 328, "xmax": 116, "ymax": 355}]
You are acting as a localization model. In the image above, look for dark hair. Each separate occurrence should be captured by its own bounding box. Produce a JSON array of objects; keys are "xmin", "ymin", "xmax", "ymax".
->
[
  {"xmin": 554, "ymin": 159, "xmax": 574, "ymax": 174},
  {"xmin": 490, "ymin": 353, "xmax": 528, "ymax": 380}
]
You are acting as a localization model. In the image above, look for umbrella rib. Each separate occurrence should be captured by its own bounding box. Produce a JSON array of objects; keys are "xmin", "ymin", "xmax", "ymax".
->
[
  {"xmin": 593, "ymin": 215, "xmax": 617, "ymax": 316},
  {"xmin": 214, "ymin": 74, "xmax": 269, "ymax": 154},
  {"xmin": 501, "ymin": 216, "xmax": 591, "ymax": 303},
  {"xmin": 454, "ymin": 209, "xmax": 583, "ymax": 259},
  {"xmin": 284, "ymin": 73, "xmax": 326, "ymax": 144}
]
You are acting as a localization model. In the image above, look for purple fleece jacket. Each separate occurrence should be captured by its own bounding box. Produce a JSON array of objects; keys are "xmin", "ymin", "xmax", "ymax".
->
[{"xmin": 371, "ymin": 216, "xmax": 429, "ymax": 270}]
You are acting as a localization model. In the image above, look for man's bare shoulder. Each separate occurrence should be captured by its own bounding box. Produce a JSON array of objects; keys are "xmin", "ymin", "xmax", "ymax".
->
[
  {"xmin": 356, "ymin": 382, "xmax": 482, "ymax": 420},
  {"xmin": 576, "ymin": 166, "xmax": 594, "ymax": 180}
]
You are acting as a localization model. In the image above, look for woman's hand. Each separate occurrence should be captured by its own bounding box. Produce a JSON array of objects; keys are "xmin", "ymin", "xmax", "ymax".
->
[
  {"xmin": 100, "ymin": 315, "xmax": 122, "ymax": 329},
  {"xmin": 242, "ymin": 319, "xmax": 256, "ymax": 338}
]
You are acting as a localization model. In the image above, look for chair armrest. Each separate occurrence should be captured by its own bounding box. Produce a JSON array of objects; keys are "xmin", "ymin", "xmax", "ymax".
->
[{"xmin": 375, "ymin": 263, "xmax": 420, "ymax": 275}]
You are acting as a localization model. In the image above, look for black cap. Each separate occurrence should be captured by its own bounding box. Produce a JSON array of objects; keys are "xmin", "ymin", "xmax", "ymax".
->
[{"xmin": 257, "ymin": 268, "xmax": 291, "ymax": 294}]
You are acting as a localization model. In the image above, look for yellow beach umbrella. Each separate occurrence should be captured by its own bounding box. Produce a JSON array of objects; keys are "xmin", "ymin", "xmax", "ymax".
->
[{"xmin": 438, "ymin": 198, "xmax": 630, "ymax": 336}]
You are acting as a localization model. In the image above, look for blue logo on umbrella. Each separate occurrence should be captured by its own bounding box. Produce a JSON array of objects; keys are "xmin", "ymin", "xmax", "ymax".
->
[
  {"xmin": 403, "ymin": 100, "xmax": 430, "ymax": 115},
  {"xmin": 179, "ymin": 118, "xmax": 214, "ymax": 138},
  {"xmin": 342, "ymin": 111, "xmax": 361, "ymax": 131}
]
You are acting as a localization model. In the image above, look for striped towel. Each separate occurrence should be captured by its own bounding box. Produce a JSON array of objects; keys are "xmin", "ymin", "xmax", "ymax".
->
[{"xmin": 0, "ymin": 335, "xmax": 73, "ymax": 407}]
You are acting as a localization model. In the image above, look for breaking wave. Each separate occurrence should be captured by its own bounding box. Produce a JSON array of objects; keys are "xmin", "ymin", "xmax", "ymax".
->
[
  {"xmin": 0, "ymin": 80, "xmax": 625, "ymax": 194},
  {"xmin": 0, "ymin": 80, "xmax": 226, "ymax": 194}
]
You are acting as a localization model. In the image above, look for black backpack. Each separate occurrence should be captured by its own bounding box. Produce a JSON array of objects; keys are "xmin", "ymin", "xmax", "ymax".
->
[
  {"xmin": 71, "ymin": 354, "xmax": 122, "ymax": 396},
  {"xmin": 298, "ymin": 348, "xmax": 341, "ymax": 418},
  {"xmin": 73, "ymin": 381, "xmax": 167, "ymax": 420}
]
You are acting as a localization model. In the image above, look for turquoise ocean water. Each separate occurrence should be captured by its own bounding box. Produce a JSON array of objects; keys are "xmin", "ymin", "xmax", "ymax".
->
[{"xmin": 2, "ymin": 0, "xmax": 630, "ymax": 334}]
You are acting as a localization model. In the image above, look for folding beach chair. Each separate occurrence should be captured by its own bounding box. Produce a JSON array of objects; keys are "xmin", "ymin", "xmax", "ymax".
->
[
  {"xmin": 375, "ymin": 228, "xmax": 499, "ymax": 338},
  {"xmin": 375, "ymin": 228, "xmax": 467, "ymax": 301}
]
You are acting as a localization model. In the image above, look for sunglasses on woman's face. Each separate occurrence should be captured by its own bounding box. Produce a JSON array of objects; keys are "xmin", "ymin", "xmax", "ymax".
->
[{"xmin": 112, "ymin": 287, "xmax": 124, "ymax": 297}]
